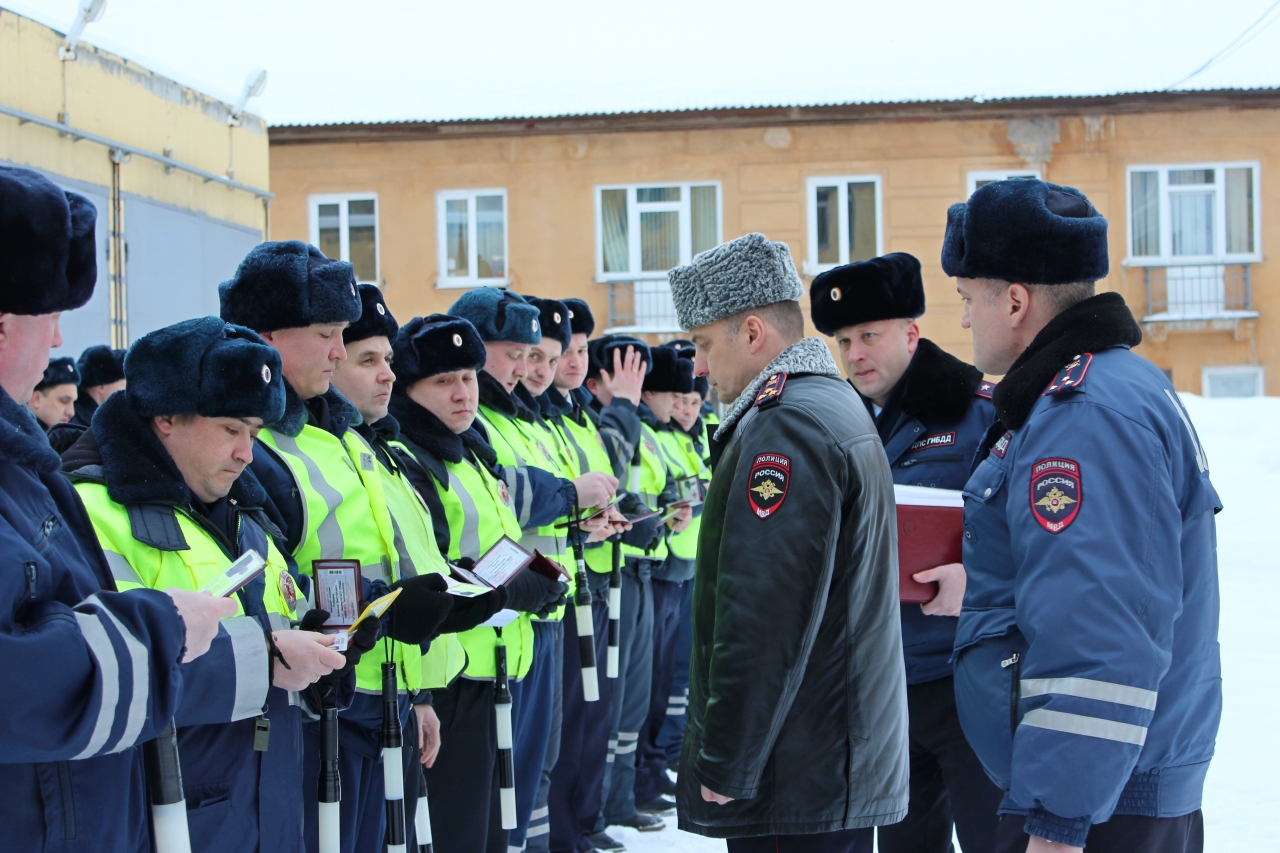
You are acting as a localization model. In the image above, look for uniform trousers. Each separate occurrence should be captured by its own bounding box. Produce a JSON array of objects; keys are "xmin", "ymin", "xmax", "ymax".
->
[
  {"xmin": 877, "ymin": 675, "xmax": 1002, "ymax": 853},
  {"xmin": 601, "ymin": 559, "xmax": 655, "ymax": 825},
  {"xmin": 633, "ymin": 577, "xmax": 687, "ymax": 803},
  {"xmin": 548, "ymin": 581, "xmax": 614, "ymax": 853},
  {"xmin": 424, "ymin": 677, "xmax": 507, "ymax": 853},
  {"xmin": 994, "ymin": 810, "xmax": 1204, "ymax": 853},
  {"xmin": 725, "ymin": 828, "xmax": 873, "ymax": 853},
  {"xmin": 508, "ymin": 621, "xmax": 557, "ymax": 852},
  {"xmin": 657, "ymin": 577, "xmax": 694, "ymax": 766},
  {"xmin": 525, "ymin": 620, "xmax": 565, "ymax": 852}
]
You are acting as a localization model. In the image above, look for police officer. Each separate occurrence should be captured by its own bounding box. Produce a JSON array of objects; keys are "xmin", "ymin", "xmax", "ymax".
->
[
  {"xmin": 946, "ymin": 180, "xmax": 1219, "ymax": 853},
  {"xmin": 810, "ymin": 252, "xmax": 1002, "ymax": 853},
  {"xmin": 27, "ymin": 356, "xmax": 79, "ymax": 429},
  {"xmin": 71, "ymin": 344, "xmax": 126, "ymax": 426},
  {"xmin": 219, "ymin": 241, "xmax": 456, "ymax": 853},
  {"xmin": 62, "ymin": 317, "xmax": 349, "ymax": 853},
  {"xmin": 0, "ymin": 163, "xmax": 231, "ymax": 852},
  {"xmin": 668, "ymin": 232, "xmax": 908, "ymax": 852}
]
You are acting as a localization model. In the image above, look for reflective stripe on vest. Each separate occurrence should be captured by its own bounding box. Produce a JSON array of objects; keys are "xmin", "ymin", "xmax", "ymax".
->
[
  {"xmin": 556, "ymin": 412, "xmax": 617, "ymax": 574},
  {"xmin": 656, "ymin": 427, "xmax": 702, "ymax": 561},
  {"xmin": 623, "ymin": 422, "xmax": 670, "ymax": 561}
]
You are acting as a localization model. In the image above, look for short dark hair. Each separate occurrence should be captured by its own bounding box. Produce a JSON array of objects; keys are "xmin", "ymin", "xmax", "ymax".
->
[
  {"xmin": 723, "ymin": 300, "xmax": 805, "ymax": 343},
  {"xmin": 980, "ymin": 279, "xmax": 1096, "ymax": 317}
]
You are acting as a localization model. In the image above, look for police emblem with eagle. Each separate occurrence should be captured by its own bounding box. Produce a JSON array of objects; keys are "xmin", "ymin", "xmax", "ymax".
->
[
  {"xmin": 748, "ymin": 453, "xmax": 791, "ymax": 519},
  {"xmin": 1030, "ymin": 457, "xmax": 1082, "ymax": 533}
]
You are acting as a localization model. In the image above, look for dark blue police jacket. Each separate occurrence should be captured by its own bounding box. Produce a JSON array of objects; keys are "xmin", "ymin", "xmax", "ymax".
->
[
  {"xmin": 954, "ymin": 294, "xmax": 1221, "ymax": 848},
  {"xmin": 0, "ymin": 388, "xmax": 187, "ymax": 852},
  {"xmin": 865, "ymin": 339, "xmax": 994, "ymax": 685}
]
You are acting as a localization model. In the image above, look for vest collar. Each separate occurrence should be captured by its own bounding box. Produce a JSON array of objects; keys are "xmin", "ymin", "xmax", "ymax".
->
[
  {"xmin": 993, "ymin": 292, "xmax": 1142, "ymax": 430},
  {"xmin": 0, "ymin": 385, "xmax": 60, "ymax": 473},
  {"xmin": 539, "ymin": 386, "xmax": 574, "ymax": 418}
]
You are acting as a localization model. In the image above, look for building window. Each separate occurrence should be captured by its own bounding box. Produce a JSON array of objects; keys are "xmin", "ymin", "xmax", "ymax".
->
[
  {"xmin": 1126, "ymin": 163, "xmax": 1260, "ymax": 264},
  {"xmin": 436, "ymin": 189, "xmax": 508, "ymax": 288},
  {"xmin": 308, "ymin": 194, "xmax": 379, "ymax": 283},
  {"xmin": 1202, "ymin": 364, "xmax": 1264, "ymax": 397},
  {"xmin": 804, "ymin": 176, "xmax": 882, "ymax": 274},
  {"xmin": 595, "ymin": 183, "xmax": 721, "ymax": 281},
  {"xmin": 967, "ymin": 170, "xmax": 1040, "ymax": 196}
]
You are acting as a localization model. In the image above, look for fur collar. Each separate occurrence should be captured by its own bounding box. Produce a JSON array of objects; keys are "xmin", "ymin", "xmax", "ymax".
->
[
  {"xmin": 0, "ymin": 387, "xmax": 60, "ymax": 473},
  {"xmin": 271, "ymin": 381, "xmax": 362, "ymax": 438},
  {"xmin": 64, "ymin": 391, "xmax": 267, "ymax": 509},
  {"xmin": 716, "ymin": 336, "xmax": 841, "ymax": 439},
  {"xmin": 892, "ymin": 339, "xmax": 985, "ymax": 422},
  {"xmin": 477, "ymin": 370, "xmax": 539, "ymax": 423},
  {"xmin": 388, "ymin": 392, "xmax": 496, "ymax": 469},
  {"xmin": 512, "ymin": 383, "xmax": 544, "ymax": 423},
  {"xmin": 993, "ymin": 292, "xmax": 1142, "ymax": 429}
]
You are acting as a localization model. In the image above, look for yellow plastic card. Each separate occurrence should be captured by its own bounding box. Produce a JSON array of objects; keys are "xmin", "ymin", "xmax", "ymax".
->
[{"xmin": 347, "ymin": 587, "xmax": 402, "ymax": 634}]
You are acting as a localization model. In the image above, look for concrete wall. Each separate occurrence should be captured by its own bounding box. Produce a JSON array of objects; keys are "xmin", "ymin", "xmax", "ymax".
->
[{"xmin": 270, "ymin": 106, "xmax": 1280, "ymax": 395}]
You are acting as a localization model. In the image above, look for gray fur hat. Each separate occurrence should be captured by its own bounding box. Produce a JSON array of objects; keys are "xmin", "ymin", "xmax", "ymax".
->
[{"xmin": 668, "ymin": 232, "xmax": 803, "ymax": 331}]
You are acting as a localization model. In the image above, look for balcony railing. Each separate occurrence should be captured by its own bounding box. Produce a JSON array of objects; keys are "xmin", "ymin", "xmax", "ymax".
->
[
  {"xmin": 605, "ymin": 280, "xmax": 683, "ymax": 334},
  {"xmin": 1142, "ymin": 263, "xmax": 1257, "ymax": 322}
]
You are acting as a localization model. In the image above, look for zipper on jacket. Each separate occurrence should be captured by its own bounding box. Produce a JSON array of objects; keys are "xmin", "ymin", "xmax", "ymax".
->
[
  {"xmin": 56, "ymin": 761, "xmax": 77, "ymax": 840},
  {"xmin": 1002, "ymin": 652, "xmax": 1021, "ymax": 736},
  {"xmin": 35, "ymin": 514, "xmax": 59, "ymax": 553}
]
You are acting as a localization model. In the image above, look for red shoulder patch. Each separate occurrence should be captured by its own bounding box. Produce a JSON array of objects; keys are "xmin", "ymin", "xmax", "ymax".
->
[
  {"xmin": 975, "ymin": 380, "xmax": 995, "ymax": 399},
  {"xmin": 747, "ymin": 453, "xmax": 790, "ymax": 519},
  {"xmin": 1043, "ymin": 353, "xmax": 1093, "ymax": 396},
  {"xmin": 1029, "ymin": 457, "xmax": 1082, "ymax": 533}
]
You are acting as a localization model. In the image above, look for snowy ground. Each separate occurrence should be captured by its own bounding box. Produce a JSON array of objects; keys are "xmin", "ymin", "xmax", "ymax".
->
[{"xmin": 624, "ymin": 395, "xmax": 1279, "ymax": 853}]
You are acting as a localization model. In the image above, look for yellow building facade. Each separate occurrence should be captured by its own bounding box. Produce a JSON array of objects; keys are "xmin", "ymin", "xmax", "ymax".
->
[
  {"xmin": 271, "ymin": 92, "xmax": 1279, "ymax": 396},
  {"xmin": 0, "ymin": 7, "xmax": 270, "ymax": 354}
]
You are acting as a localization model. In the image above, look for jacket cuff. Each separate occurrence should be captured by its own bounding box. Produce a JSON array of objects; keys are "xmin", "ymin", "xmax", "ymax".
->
[
  {"xmin": 688, "ymin": 756, "xmax": 760, "ymax": 802},
  {"xmin": 1024, "ymin": 808, "xmax": 1091, "ymax": 847}
]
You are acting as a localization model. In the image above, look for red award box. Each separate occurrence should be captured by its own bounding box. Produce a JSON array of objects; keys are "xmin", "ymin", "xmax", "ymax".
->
[{"xmin": 894, "ymin": 485, "xmax": 965, "ymax": 604}]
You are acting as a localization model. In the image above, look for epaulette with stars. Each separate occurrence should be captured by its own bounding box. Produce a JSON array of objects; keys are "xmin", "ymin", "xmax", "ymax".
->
[
  {"xmin": 974, "ymin": 380, "xmax": 995, "ymax": 399},
  {"xmin": 1043, "ymin": 353, "xmax": 1093, "ymax": 396},
  {"xmin": 754, "ymin": 372, "xmax": 787, "ymax": 408}
]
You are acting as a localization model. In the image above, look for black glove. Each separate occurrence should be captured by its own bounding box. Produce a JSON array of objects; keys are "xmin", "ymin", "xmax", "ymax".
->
[
  {"xmin": 386, "ymin": 573, "xmax": 454, "ymax": 645},
  {"xmin": 438, "ymin": 585, "xmax": 508, "ymax": 634},
  {"xmin": 505, "ymin": 569, "xmax": 568, "ymax": 616}
]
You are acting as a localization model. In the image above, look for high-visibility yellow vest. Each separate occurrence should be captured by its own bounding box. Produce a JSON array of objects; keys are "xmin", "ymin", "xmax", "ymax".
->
[
  {"xmin": 258, "ymin": 424, "xmax": 422, "ymax": 694},
  {"xmin": 621, "ymin": 421, "xmax": 669, "ymax": 562},
  {"xmin": 374, "ymin": 439, "xmax": 468, "ymax": 690},
  {"xmin": 655, "ymin": 425, "xmax": 703, "ymax": 561},
  {"xmin": 552, "ymin": 409, "xmax": 617, "ymax": 576}
]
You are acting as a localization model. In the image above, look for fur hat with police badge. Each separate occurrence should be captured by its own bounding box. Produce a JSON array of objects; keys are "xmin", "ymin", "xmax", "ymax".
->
[
  {"xmin": 524, "ymin": 296, "xmax": 572, "ymax": 351},
  {"xmin": 561, "ymin": 298, "xmax": 595, "ymax": 337},
  {"xmin": 942, "ymin": 179, "xmax": 1109, "ymax": 285},
  {"xmin": 810, "ymin": 253, "xmax": 925, "ymax": 336},
  {"xmin": 124, "ymin": 317, "xmax": 285, "ymax": 422},
  {"xmin": 344, "ymin": 283, "xmax": 399, "ymax": 344},
  {"xmin": 219, "ymin": 241, "xmax": 362, "ymax": 333},
  {"xmin": 643, "ymin": 346, "xmax": 694, "ymax": 394},
  {"xmin": 0, "ymin": 165, "xmax": 98, "ymax": 316},
  {"xmin": 668, "ymin": 232, "xmax": 804, "ymax": 331},
  {"xmin": 448, "ymin": 287, "xmax": 542, "ymax": 345},
  {"xmin": 392, "ymin": 314, "xmax": 487, "ymax": 391},
  {"xmin": 35, "ymin": 357, "xmax": 80, "ymax": 392},
  {"xmin": 77, "ymin": 345, "xmax": 126, "ymax": 388}
]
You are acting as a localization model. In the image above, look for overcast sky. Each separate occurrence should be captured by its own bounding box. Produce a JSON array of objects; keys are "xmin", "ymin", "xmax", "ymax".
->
[{"xmin": 9, "ymin": 0, "xmax": 1280, "ymax": 125}]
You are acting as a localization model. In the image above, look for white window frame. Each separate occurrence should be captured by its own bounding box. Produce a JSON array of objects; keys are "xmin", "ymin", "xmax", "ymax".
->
[
  {"xmin": 966, "ymin": 169, "xmax": 1041, "ymax": 197},
  {"xmin": 1202, "ymin": 364, "xmax": 1264, "ymax": 397},
  {"xmin": 1124, "ymin": 162, "xmax": 1262, "ymax": 266},
  {"xmin": 593, "ymin": 182, "xmax": 723, "ymax": 282},
  {"xmin": 804, "ymin": 175, "xmax": 884, "ymax": 275},
  {"xmin": 435, "ymin": 188, "xmax": 510, "ymax": 289},
  {"xmin": 307, "ymin": 193, "xmax": 380, "ymax": 284}
]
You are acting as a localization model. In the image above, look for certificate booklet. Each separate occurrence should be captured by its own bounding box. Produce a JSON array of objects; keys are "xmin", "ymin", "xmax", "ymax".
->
[
  {"xmin": 199, "ymin": 549, "xmax": 266, "ymax": 598},
  {"xmin": 674, "ymin": 476, "xmax": 704, "ymax": 507},
  {"xmin": 471, "ymin": 536, "xmax": 535, "ymax": 588},
  {"xmin": 312, "ymin": 559, "xmax": 363, "ymax": 630},
  {"xmin": 894, "ymin": 485, "xmax": 964, "ymax": 604}
]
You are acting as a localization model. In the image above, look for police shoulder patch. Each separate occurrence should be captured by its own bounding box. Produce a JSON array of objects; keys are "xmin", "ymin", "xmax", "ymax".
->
[
  {"xmin": 991, "ymin": 431, "xmax": 1013, "ymax": 459},
  {"xmin": 754, "ymin": 372, "xmax": 787, "ymax": 408},
  {"xmin": 1029, "ymin": 457, "xmax": 1082, "ymax": 533},
  {"xmin": 1043, "ymin": 353, "xmax": 1093, "ymax": 396},
  {"xmin": 974, "ymin": 380, "xmax": 995, "ymax": 399},
  {"xmin": 747, "ymin": 453, "xmax": 790, "ymax": 519}
]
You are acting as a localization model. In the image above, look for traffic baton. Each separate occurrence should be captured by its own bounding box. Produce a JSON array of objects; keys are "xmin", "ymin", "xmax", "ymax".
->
[
  {"xmin": 570, "ymin": 509, "xmax": 599, "ymax": 702},
  {"xmin": 494, "ymin": 629, "xmax": 517, "ymax": 830},
  {"xmin": 317, "ymin": 707, "xmax": 341, "ymax": 853},
  {"xmin": 415, "ymin": 764, "xmax": 433, "ymax": 853},
  {"xmin": 381, "ymin": 661, "xmax": 407, "ymax": 853},
  {"xmin": 607, "ymin": 537, "xmax": 621, "ymax": 679},
  {"xmin": 144, "ymin": 720, "xmax": 191, "ymax": 853}
]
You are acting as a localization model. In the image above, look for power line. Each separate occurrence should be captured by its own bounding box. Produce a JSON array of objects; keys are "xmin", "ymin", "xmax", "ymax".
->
[{"xmin": 1166, "ymin": 0, "xmax": 1280, "ymax": 90}]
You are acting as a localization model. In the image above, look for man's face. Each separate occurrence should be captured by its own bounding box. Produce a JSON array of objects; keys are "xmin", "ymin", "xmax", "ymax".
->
[
  {"xmin": 555, "ymin": 333, "xmax": 589, "ymax": 392},
  {"xmin": 836, "ymin": 319, "xmax": 918, "ymax": 404},
  {"xmin": 690, "ymin": 319, "xmax": 754, "ymax": 401},
  {"xmin": 0, "ymin": 312, "xmax": 61, "ymax": 402},
  {"xmin": 261, "ymin": 323, "xmax": 349, "ymax": 400},
  {"xmin": 154, "ymin": 414, "xmax": 263, "ymax": 504},
  {"xmin": 483, "ymin": 342, "xmax": 531, "ymax": 392},
  {"xmin": 87, "ymin": 378, "xmax": 127, "ymax": 406},
  {"xmin": 958, "ymin": 278, "xmax": 1019, "ymax": 375},
  {"xmin": 523, "ymin": 339, "xmax": 563, "ymax": 397},
  {"xmin": 643, "ymin": 390, "xmax": 678, "ymax": 423},
  {"xmin": 407, "ymin": 369, "xmax": 479, "ymax": 434},
  {"xmin": 28, "ymin": 383, "xmax": 77, "ymax": 427},
  {"xmin": 330, "ymin": 336, "xmax": 395, "ymax": 425},
  {"xmin": 673, "ymin": 392, "xmax": 701, "ymax": 431}
]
